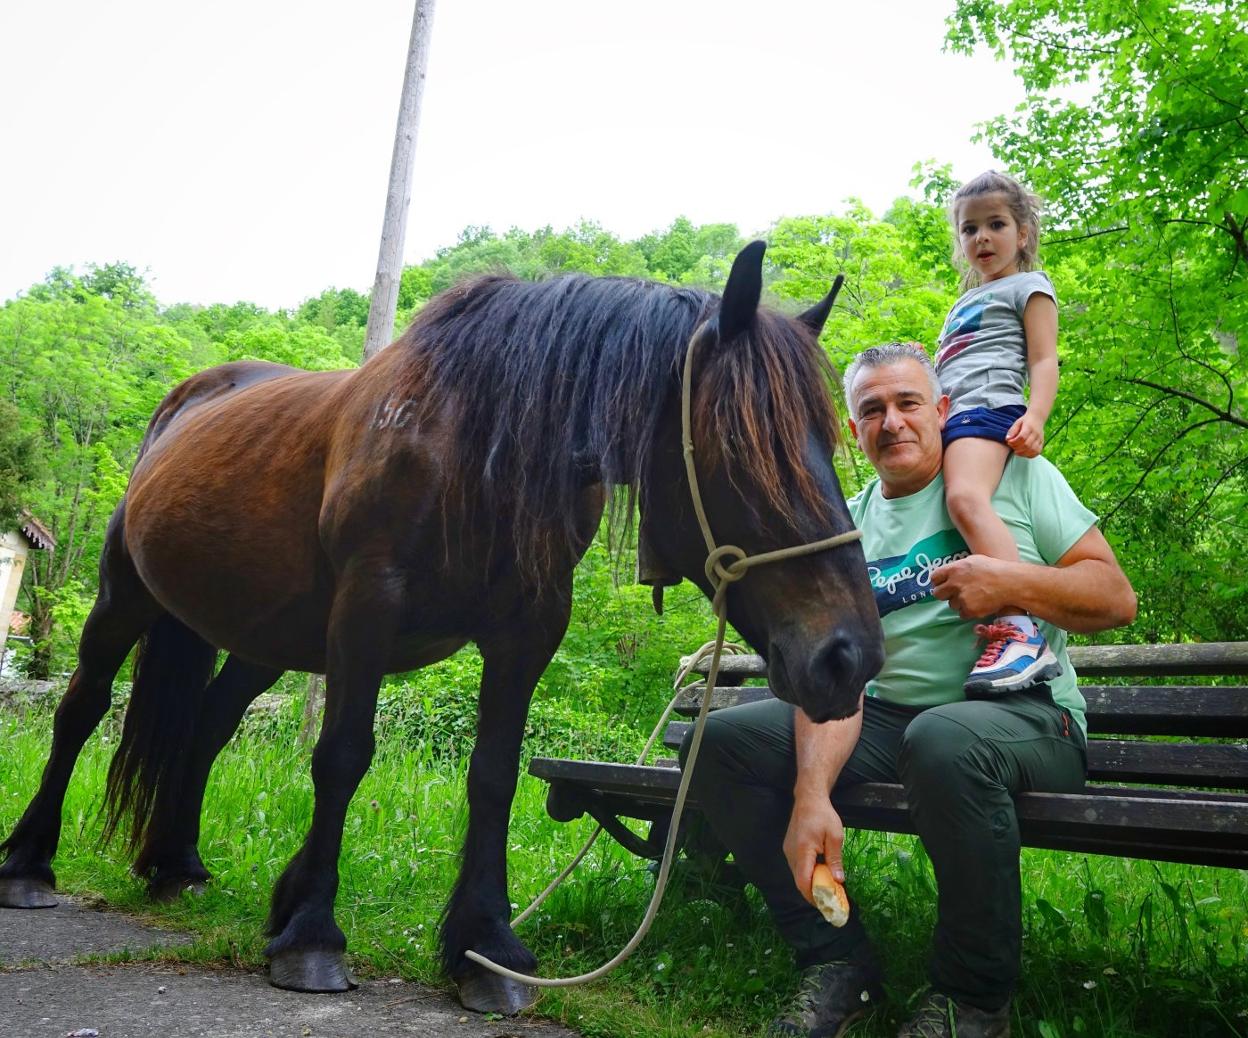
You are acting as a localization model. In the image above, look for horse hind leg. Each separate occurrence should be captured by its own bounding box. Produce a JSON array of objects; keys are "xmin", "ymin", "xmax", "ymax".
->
[
  {"xmin": 139, "ymin": 655, "xmax": 284, "ymax": 902},
  {"xmin": 0, "ymin": 521, "xmax": 160, "ymax": 908}
]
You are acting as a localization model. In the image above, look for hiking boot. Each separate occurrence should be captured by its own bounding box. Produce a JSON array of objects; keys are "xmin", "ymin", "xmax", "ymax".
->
[
  {"xmin": 768, "ymin": 960, "xmax": 884, "ymax": 1038},
  {"xmin": 964, "ymin": 619, "xmax": 1061, "ymax": 697},
  {"xmin": 896, "ymin": 990, "xmax": 1011, "ymax": 1037}
]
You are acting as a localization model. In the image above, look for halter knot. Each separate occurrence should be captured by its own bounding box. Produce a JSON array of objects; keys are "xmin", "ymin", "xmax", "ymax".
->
[{"xmin": 704, "ymin": 544, "xmax": 749, "ymax": 588}]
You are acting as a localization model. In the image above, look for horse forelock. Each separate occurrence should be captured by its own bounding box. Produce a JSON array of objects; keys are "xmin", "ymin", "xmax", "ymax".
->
[
  {"xmin": 692, "ymin": 308, "xmax": 842, "ymax": 534},
  {"xmin": 393, "ymin": 274, "xmax": 840, "ymax": 582}
]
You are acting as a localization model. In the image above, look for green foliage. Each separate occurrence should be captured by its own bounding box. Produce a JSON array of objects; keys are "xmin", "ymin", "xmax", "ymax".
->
[
  {"xmin": 766, "ymin": 203, "xmax": 953, "ymax": 365},
  {"xmin": 0, "ymin": 274, "xmax": 210, "ymax": 675},
  {"xmin": 219, "ymin": 319, "xmax": 358, "ymax": 371},
  {"xmin": 636, "ymin": 216, "xmax": 744, "ymax": 285},
  {"xmin": 0, "ymin": 397, "xmax": 42, "ymax": 530}
]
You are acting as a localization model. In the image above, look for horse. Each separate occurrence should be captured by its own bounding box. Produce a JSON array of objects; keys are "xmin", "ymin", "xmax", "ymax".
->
[{"xmin": 0, "ymin": 241, "xmax": 884, "ymax": 1014}]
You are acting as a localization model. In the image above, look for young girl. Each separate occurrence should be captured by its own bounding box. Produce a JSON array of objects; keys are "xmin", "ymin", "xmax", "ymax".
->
[{"xmin": 936, "ymin": 170, "xmax": 1062, "ymax": 695}]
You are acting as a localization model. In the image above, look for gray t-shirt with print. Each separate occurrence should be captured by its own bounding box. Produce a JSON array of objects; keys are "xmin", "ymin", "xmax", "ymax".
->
[{"xmin": 934, "ymin": 270, "xmax": 1057, "ymax": 416}]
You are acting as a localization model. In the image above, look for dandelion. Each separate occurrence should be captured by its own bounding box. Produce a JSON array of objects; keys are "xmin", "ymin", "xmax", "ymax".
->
[{"xmin": 1102, "ymin": 967, "xmax": 1118, "ymax": 976}]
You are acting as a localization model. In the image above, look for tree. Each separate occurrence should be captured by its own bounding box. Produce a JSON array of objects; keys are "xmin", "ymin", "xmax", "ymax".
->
[
  {"xmin": 0, "ymin": 398, "xmax": 42, "ymax": 531},
  {"xmin": 946, "ymin": 0, "xmax": 1248, "ymax": 640},
  {"xmin": 0, "ymin": 274, "xmax": 206, "ymax": 675},
  {"xmin": 637, "ymin": 218, "xmax": 744, "ymax": 287}
]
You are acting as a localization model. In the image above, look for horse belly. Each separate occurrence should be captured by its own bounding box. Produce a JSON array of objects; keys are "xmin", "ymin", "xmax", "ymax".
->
[{"xmin": 124, "ymin": 381, "xmax": 336, "ymax": 666}]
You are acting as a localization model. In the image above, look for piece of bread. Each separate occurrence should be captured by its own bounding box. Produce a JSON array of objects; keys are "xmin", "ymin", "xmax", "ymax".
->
[{"xmin": 811, "ymin": 863, "xmax": 850, "ymax": 927}]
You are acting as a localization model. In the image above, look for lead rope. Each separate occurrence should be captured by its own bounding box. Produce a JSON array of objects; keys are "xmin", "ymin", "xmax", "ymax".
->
[{"xmin": 464, "ymin": 324, "xmax": 862, "ymax": 989}]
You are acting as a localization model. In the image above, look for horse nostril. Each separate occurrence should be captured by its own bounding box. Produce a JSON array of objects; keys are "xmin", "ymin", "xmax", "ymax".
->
[
  {"xmin": 816, "ymin": 630, "xmax": 882, "ymax": 690},
  {"xmin": 818, "ymin": 634, "xmax": 861, "ymax": 681}
]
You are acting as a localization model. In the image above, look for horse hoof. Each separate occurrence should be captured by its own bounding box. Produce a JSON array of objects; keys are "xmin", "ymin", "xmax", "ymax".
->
[
  {"xmin": 456, "ymin": 967, "xmax": 539, "ymax": 1015},
  {"xmin": 268, "ymin": 949, "xmax": 358, "ymax": 993},
  {"xmin": 147, "ymin": 876, "xmax": 208, "ymax": 903},
  {"xmin": 0, "ymin": 876, "xmax": 59, "ymax": 909}
]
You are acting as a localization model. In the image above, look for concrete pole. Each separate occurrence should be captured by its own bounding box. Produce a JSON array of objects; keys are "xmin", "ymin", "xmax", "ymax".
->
[
  {"xmin": 362, "ymin": 0, "xmax": 437, "ymax": 361},
  {"xmin": 301, "ymin": 2, "xmax": 436, "ymax": 742}
]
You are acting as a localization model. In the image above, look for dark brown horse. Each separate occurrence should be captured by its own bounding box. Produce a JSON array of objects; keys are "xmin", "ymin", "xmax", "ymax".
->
[{"xmin": 0, "ymin": 242, "xmax": 883, "ymax": 1013}]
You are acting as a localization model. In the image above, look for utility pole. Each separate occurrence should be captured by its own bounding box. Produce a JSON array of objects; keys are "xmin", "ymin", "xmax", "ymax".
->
[
  {"xmin": 362, "ymin": 0, "xmax": 437, "ymax": 361},
  {"xmin": 304, "ymin": 1, "xmax": 437, "ymax": 746}
]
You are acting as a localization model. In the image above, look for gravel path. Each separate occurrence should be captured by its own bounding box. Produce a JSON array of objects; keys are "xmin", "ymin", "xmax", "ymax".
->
[{"xmin": 0, "ymin": 897, "xmax": 580, "ymax": 1038}]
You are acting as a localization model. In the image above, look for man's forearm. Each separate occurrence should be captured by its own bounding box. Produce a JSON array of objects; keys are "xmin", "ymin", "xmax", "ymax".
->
[
  {"xmin": 999, "ymin": 557, "xmax": 1136, "ymax": 633},
  {"xmin": 794, "ymin": 694, "xmax": 864, "ymax": 801}
]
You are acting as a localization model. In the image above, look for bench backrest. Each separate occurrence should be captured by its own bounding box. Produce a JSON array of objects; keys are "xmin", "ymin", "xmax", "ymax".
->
[{"xmin": 672, "ymin": 642, "xmax": 1248, "ymax": 794}]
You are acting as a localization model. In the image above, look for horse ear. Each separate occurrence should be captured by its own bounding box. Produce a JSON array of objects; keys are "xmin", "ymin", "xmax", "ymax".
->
[
  {"xmin": 798, "ymin": 274, "xmax": 845, "ymax": 336},
  {"xmin": 716, "ymin": 240, "xmax": 767, "ymax": 344}
]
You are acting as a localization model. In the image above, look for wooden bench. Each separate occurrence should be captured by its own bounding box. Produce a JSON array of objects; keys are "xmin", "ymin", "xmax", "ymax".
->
[{"xmin": 530, "ymin": 642, "xmax": 1248, "ymax": 870}]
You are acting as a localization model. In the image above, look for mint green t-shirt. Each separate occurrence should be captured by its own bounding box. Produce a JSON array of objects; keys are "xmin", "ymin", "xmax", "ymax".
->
[{"xmin": 847, "ymin": 456, "xmax": 1098, "ymax": 735}]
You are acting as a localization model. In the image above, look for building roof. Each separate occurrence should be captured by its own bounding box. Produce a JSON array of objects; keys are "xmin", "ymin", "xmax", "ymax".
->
[{"xmin": 19, "ymin": 511, "xmax": 55, "ymax": 551}]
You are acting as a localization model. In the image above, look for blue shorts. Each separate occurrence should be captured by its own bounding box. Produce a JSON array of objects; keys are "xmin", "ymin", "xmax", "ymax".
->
[{"xmin": 942, "ymin": 404, "xmax": 1026, "ymax": 447}]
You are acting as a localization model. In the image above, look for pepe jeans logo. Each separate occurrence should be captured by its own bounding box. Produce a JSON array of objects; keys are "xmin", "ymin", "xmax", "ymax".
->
[{"xmin": 867, "ymin": 529, "xmax": 969, "ymax": 617}]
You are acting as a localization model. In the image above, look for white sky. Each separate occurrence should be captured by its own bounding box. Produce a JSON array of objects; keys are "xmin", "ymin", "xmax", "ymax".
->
[{"xmin": 0, "ymin": 1, "xmax": 1025, "ymax": 310}]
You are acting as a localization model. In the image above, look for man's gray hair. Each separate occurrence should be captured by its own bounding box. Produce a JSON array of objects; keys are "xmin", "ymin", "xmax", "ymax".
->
[{"xmin": 842, "ymin": 341, "xmax": 943, "ymax": 418}]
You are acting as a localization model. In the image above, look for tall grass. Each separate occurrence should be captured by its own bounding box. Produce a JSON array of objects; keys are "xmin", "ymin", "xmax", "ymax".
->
[{"xmin": 1, "ymin": 689, "xmax": 1243, "ymax": 1038}]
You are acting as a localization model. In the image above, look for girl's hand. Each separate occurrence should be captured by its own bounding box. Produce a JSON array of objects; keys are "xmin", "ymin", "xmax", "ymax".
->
[{"xmin": 1006, "ymin": 411, "xmax": 1045, "ymax": 457}]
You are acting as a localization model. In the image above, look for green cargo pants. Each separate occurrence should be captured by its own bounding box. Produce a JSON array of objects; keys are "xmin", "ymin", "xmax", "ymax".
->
[{"xmin": 678, "ymin": 690, "xmax": 1086, "ymax": 1011}]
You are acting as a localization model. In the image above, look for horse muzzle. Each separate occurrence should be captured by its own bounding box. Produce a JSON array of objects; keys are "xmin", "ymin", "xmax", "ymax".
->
[{"xmin": 768, "ymin": 625, "xmax": 885, "ymax": 723}]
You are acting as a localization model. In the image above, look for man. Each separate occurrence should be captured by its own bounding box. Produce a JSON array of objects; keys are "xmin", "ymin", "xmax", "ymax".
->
[{"xmin": 680, "ymin": 343, "xmax": 1136, "ymax": 1037}]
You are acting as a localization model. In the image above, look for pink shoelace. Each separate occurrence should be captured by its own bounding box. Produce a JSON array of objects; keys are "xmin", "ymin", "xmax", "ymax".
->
[{"xmin": 972, "ymin": 621, "xmax": 1026, "ymax": 669}]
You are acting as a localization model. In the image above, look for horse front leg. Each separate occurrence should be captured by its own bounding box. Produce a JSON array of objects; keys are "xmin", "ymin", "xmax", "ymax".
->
[
  {"xmin": 263, "ymin": 563, "xmax": 398, "ymax": 993},
  {"xmin": 444, "ymin": 603, "xmax": 571, "ymax": 1015}
]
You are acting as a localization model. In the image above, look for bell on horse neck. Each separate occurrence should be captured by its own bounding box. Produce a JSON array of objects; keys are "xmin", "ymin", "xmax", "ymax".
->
[{"xmin": 637, "ymin": 527, "xmax": 681, "ymax": 615}]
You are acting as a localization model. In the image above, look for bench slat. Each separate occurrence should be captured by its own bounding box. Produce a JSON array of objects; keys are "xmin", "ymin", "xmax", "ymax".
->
[
  {"xmin": 673, "ymin": 685, "xmax": 775, "ymax": 716},
  {"xmin": 1070, "ymin": 642, "xmax": 1248, "ymax": 676},
  {"xmin": 1082, "ymin": 685, "xmax": 1248, "ymax": 736},
  {"xmin": 1086, "ymin": 741, "xmax": 1248, "ymax": 789},
  {"xmin": 672, "ymin": 685, "xmax": 1248, "ymax": 737},
  {"xmin": 659, "ymin": 722, "xmax": 1248, "ymax": 790},
  {"xmin": 682, "ymin": 642, "xmax": 1248, "ymax": 679}
]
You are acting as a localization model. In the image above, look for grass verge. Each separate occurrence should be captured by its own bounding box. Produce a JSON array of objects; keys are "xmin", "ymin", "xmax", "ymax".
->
[{"xmin": 1, "ymin": 697, "xmax": 1244, "ymax": 1038}]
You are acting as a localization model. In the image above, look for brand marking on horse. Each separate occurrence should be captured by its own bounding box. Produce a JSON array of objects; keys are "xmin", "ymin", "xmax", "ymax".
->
[{"xmin": 375, "ymin": 396, "xmax": 417, "ymax": 430}]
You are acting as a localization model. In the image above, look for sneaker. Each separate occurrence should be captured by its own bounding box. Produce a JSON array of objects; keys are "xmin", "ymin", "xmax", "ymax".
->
[
  {"xmin": 896, "ymin": 990, "xmax": 1011, "ymax": 1037},
  {"xmin": 964, "ymin": 620, "xmax": 1061, "ymax": 697},
  {"xmin": 768, "ymin": 960, "xmax": 883, "ymax": 1038}
]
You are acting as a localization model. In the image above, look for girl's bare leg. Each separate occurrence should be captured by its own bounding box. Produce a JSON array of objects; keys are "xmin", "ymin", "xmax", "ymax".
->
[{"xmin": 942, "ymin": 437, "xmax": 1060, "ymax": 693}]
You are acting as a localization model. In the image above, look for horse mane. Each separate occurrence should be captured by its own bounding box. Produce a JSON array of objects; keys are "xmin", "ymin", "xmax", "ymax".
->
[{"xmin": 393, "ymin": 273, "xmax": 842, "ymax": 582}]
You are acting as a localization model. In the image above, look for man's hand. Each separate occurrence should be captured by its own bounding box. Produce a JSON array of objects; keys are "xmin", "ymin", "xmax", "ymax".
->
[
  {"xmin": 1005, "ymin": 410, "xmax": 1045, "ymax": 457},
  {"xmin": 931, "ymin": 554, "xmax": 1013, "ymax": 619},
  {"xmin": 784, "ymin": 792, "xmax": 846, "ymax": 905}
]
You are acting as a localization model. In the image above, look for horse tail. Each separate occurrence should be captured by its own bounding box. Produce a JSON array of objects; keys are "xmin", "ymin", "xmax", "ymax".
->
[{"xmin": 101, "ymin": 613, "xmax": 217, "ymax": 869}]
